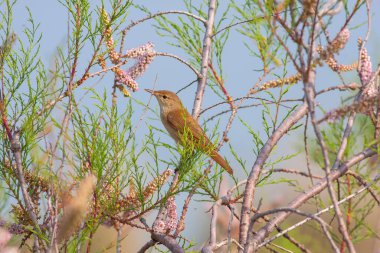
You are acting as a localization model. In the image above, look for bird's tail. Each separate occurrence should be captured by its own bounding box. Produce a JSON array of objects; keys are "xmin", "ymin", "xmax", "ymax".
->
[{"xmin": 211, "ymin": 150, "xmax": 233, "ymax": 175}]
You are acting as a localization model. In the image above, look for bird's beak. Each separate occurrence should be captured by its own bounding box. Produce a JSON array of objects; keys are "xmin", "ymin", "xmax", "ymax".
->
[{"xmin": 144, "ymin": 89, "xmax": 155, "ymax": 95}]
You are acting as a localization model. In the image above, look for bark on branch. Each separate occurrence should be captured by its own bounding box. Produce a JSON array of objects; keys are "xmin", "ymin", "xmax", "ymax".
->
[
  {"xmin": 192, "ymin": 0, "xmax": 217, "ymax": 118},
  {"xmin": 249, "ymin": 146, "xmax": 376, "ymax": 251},
  {"xmin": 238, "ymin": 103, "xmax": 309, "ymax": 248}
]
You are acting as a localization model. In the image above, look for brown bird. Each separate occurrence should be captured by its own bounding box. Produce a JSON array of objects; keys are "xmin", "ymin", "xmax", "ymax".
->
[{"xmin": 145, "ymin": 89, "xmax": 233, "ymax": 175}]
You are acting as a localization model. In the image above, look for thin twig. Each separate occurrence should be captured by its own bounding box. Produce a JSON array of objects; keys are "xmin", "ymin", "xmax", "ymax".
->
[
  {"xmin": 259, "ymin": 173, "xmax": 380, "ymax": 248},
  {"xmin": 261, "ymin": 168, "xmax": 323, "ymax": 180},
  {"xmin": 212, "ymin": 17, "xmax": 263, "ymax": 38},
  {"xmin": 247, "ymin": 208, "xmax": 339, "ymax": 253},
  {"xmin": 154, "ymin": 52, "xmax": 202, "ymax": 78},
  {"xmin": 11, "ymin": 130, "xmax": 42, "ymax": 251},
  {"xmin": 174, "ymin": 173, "xmax": 207, "ymax": 237},
  {"xmin": 176, "ymin": 79, "xmax": 197, "ymax": 94},
  {"xmin": 216, "ymin": 238, "xmax": 244, "ymax": 250},
  {"xmin": 346, "ymin": 171, "xmax": 380, "ymax": 205},
  {"xmin": 250, "ymin": 146, "xmax": 376, "ymax": 249},
  {"xmin": 202, "ymin": 180, "xmax": 247, "ymax": 253},
  {"xmin": 227, "ymin": 204, "xmax": 234, "ymax": 252},
  {"xmin": 316, "ymin": 83, "xmax": 360, "ymax": 95},
  {"xmin": 249, "ymin": 203, "xmax": 312, "ymax": 253},
  {"xmin": 123, "ymin": 10, "xmax": 206, "ymax": 34}
]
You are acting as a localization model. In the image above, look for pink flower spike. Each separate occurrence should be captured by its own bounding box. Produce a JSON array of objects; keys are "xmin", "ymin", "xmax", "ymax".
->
[
  {"xmin": 127, "ymin": 54, "xmax": 155, "ymax": 80},
  {"xmin": 114, "ymin": 68, "xmax": 139, "ymax": 91},
  {"xmin": 165, "ymin": 197, "xmax": 178, "ymax": 232},
  {"xmin": 153, "ymin": 220, "xmax": 166, "ymax": 233},
  {"xmin": 124, "ymin": 42, "xmax": 155, "ymax": 59},
  {"xmin": 359, "ymin": 47, "xmax": 373, "ymax": 86}
]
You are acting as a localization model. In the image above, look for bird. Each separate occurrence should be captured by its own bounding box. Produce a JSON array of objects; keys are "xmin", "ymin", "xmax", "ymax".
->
[{"xmin": 145, "ymin": 89, "xmax": 233, "ymax": 175}]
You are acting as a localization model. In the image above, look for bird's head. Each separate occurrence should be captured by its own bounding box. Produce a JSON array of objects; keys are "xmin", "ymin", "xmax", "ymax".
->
[{"xmin": 145, "ymin": 89, "xmax": 183, "ymax": 111}]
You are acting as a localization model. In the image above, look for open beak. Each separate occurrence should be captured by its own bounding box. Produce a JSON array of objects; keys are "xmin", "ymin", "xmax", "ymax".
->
[{"xmin": 144, "ymin": 89, "xmax": 155, "ymax": 95}]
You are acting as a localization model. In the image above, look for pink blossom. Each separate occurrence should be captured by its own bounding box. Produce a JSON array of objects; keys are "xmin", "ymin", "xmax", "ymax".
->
[
  {"xmin": 336, "ymin": 28, "xmax": 350, "ymax": 49},
  {"xmin": 114, "ymin": 42, "xmax": 155, "ymax": 93},
  {"xmin": 115, "ymin": 69, "xmax": 138, "ymax": 91},
  {"xmin": 124, "ymin": 42, "xmax": 154, "ymax": 59},
  {"xmin": 359, "ymin": 47, "xmax": 373, "ymax": 86},
  {"xmin": 153, "ymin": 220, "xmax": 166, "ymax": 233},
  {"xmin": 127, "ymin": 54, "xmax": 155, "ymax": 80},
  {"xmin": 165, "ymin": 197, "xmax": 178, "ymax": 232}
]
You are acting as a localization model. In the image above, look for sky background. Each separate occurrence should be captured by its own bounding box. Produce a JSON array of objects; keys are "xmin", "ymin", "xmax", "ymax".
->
[{"xmin": 7, "ymin": 0, "xmax": 380, "ymax": 251}]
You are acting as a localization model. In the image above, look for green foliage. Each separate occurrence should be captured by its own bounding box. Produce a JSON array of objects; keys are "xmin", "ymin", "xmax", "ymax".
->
[{"xmin": 232, "ymin": 0, "xmax": 281, "ymax": 72}]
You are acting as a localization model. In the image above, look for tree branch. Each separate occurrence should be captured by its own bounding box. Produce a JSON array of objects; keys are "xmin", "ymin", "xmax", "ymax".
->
[
  {"xmin": 154, "ymin": 52, "xmax": 202, "ymax": 78},
  {"xmin": 192, "ymin": 0, "xmax": 217, "ymax": 118},
  {"xmin": 250, "ymin": 146, "xmax": 376, "ymax": 250},
  {"xmin": 137, "ymin": 240, "xmax": 156, "ymax": 253},
  {"xmin": 246, "ymin": 208, "xmax": 339, "ymax": 253},
  {"xmin": 151, "ymin": 233, "xmax": 184, "ymax": 253},
  {"xmin": 258, "ymin": 172, "xmax": 380, "ymax": 248},
  {"xmin": 11, "ymin": 129, "xmax": 42, "ymax": 252},
  {"xmin": 238, "ymin": 103, "xmax": 308, "ymax": 249}
]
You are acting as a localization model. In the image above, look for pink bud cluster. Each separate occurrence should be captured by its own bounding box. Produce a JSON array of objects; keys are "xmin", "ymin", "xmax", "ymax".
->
[
  {"xmin": 152, "ymin": 196, "xmax": 178, "ymax": 234},
  {"xmin": 112, "ymin": 42, "xmax": 155, "ymax": 94},
  {"xmin": 115, "ymin": 42, "xmax": 156, "ymax": 92},
  {"xmin": 165, "ymin": 197, "xmax": 178, "ymax": 232},
  {"xmin": 330, "ymin": 28, "xmax": 350, "ymax": 54},
  {"xmin": 152, "ymin": 220, "xmax": 166, "ymax": 233},
  {"xmin": 114, "ymin": 68, "xmax": 138, "ymax": 92},
  {"xmin": 321, "ymin": 96, "xmax": 377, "ymax": 123},
  {"xmin": 124, "ymin": 43, "xmax": 154, "ymax": 59},
  {"xmin": 101, "ymin": 8, "xmax": 119, "ymax": 64},
  {"xmin": 324, "ymin": 57, "xmax": 357, "ymax": 72},
  {"xmin": 362, "ymin": 82, "xmax": 377, "ymax": 99},
  {"xmin": 358, "ymin": 47, "xmax": 373, "ymax": 86},
  {"xmin": 101, "ymin": 8, "xmax": 155, "ymax": 96},
  {"xmin": 107, "ymin": 37, "xmax": 120, "ymax": 64},
  {"xmin": 357, "ymin": 39, "xmax": 377, "ymax": 101},
  {"xmin": 128, "ymin": 52, "xmax": 155, "ymax": 80},
  {"xmin": 316, "ymin": 28, "xmax": 354, "ymax": 73},
  {"xmin": 317, "ymin": 28, "xmax": 350, "ymax": 63}
]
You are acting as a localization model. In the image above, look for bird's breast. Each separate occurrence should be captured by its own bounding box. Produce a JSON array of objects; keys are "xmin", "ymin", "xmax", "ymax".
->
[{"xmin": 160, "ymin": 111, "xmax": 181, "ymax": 143}]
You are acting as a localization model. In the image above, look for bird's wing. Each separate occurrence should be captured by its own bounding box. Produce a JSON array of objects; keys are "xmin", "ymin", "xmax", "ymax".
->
[
  {"xmin": 166, "ymin": 108, "xmax": 233, "ymax": 175},
  {"xmin": 166, "ymin": 108, "xmax": 212, "ymax": 149}
]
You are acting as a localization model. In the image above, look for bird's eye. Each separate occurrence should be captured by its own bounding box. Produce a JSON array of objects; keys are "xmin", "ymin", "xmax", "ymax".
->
[{"xmin": 163, "ymin": 95, "xmax": 168, "ymax": 99}]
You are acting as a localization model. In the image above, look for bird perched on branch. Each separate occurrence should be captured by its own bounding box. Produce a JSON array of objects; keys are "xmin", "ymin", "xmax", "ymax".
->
[{"xmin": 145, "ymin": 89, "xmax": 233, "ymax": 175}]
